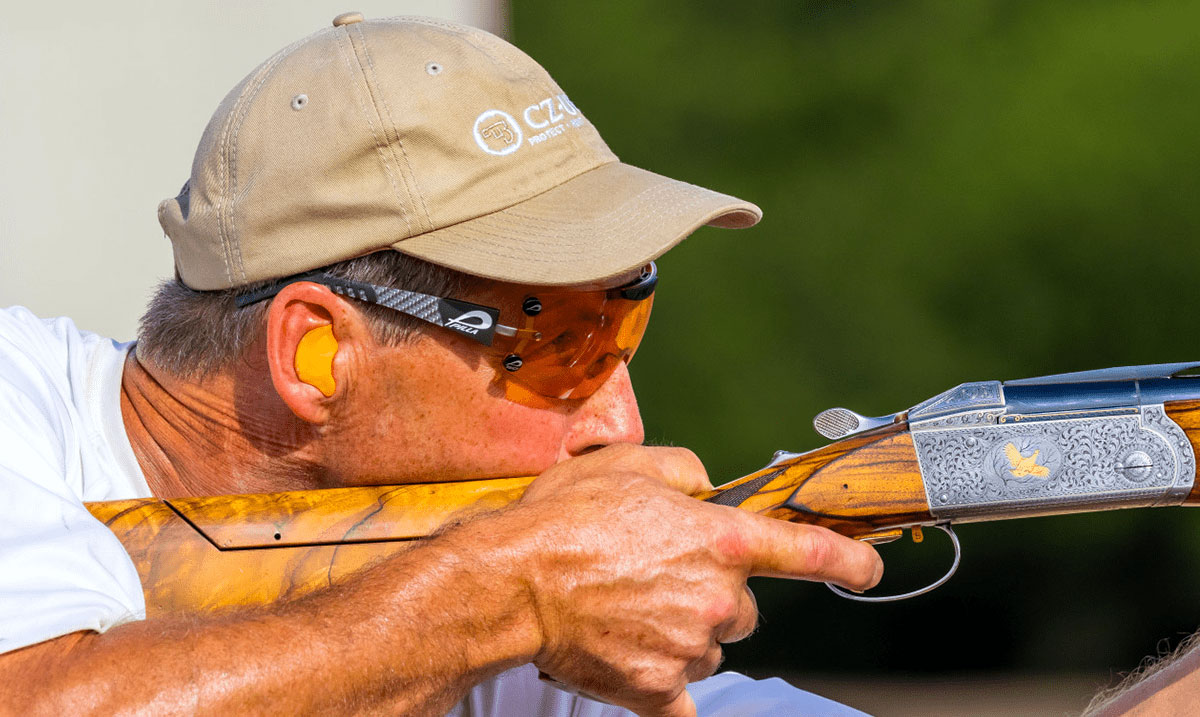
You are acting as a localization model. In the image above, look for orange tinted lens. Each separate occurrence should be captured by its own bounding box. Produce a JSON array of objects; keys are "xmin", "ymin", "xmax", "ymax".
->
[{"xmin": 494, "ymin": 291, "xmax": 654, "ymax": 399}]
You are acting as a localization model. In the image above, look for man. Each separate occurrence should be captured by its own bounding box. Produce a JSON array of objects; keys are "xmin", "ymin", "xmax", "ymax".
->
[{"xmin": 0, "ymin": 14, "xmax": 882, "ymax": 716}]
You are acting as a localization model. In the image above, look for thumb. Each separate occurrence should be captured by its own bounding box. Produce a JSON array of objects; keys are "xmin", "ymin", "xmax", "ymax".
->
[{"xmin": 640, "ymin": 689, "xmax": 697, "ymax": 717}]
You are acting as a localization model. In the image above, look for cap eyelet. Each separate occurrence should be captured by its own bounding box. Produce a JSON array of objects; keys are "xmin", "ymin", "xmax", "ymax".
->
[
  {"xmin": 425, "ymin": 62, "xmax": 443, "ymax": 76},
  {"xmin": 502, "ymin": 354, "xmax": 523, "ymax": 372},
  {"xmin": 291, "ymin": 94, "xmax": 309, "ymax": 111}
]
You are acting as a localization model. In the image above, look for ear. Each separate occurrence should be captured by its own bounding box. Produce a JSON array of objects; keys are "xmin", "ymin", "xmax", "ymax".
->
[{"xmin": 265, "ymin": 281, "xmax": 369, "ymax": 424}]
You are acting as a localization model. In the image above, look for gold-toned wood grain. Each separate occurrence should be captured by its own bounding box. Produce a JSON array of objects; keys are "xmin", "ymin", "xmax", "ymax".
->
[
  {"xmin": 86, "ymin": 432, "xmax": 934, "ymax": 615},
  {"xmin": 1166, "ymin": 399, "xmax": 1200, "ymax": 505},
  {"xmin": 696, "ymin": 424, "xmax": 932, "ymax": 537},
  {"xmin": 88, "ymin": 499, "xmax": 413, "ymax": 615},
  {"xmin": 168, "ymin": 476, "xmax": 535, "ymax": 548}
]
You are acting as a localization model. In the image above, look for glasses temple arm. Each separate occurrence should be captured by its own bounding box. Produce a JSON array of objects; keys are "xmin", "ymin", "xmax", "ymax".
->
[{"xmin": 235, "ymin": 272, "xmax": 517, "ymax": 343}]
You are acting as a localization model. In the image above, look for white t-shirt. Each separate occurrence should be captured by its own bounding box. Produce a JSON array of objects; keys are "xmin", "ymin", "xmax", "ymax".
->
[
  {"xmin": 0, "ymin": 306, "xmax": 866, "ymax": 716},
  {"xmin": 0, "ymin": 306, "xmax": 149, "ymax": 654}
]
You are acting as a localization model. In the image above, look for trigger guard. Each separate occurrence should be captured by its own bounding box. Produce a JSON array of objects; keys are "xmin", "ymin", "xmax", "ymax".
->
[{"xmin": 825, "ymin": 523, "xmax": 960, "ymax": 603}]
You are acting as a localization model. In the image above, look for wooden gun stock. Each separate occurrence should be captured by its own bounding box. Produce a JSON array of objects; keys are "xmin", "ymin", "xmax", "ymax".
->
[{"xmin": 85, "ymin": 424, "xmax": 932, "ymax": 616}]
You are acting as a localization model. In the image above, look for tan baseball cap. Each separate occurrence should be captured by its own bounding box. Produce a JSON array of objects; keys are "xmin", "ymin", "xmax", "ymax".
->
[{"xmin": 159, "ymin": 14, "xmax": 761, "ymax": 290}]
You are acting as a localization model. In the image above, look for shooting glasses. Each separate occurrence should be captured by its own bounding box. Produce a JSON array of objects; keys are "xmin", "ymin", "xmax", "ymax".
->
[{"xmin": 236, "ymin": 263, "xmax": 658, "ymax": 400}]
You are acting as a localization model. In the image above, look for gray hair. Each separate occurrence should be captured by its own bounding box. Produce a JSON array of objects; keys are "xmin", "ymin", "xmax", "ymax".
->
[{"xmin": 137, "ymin": 251, "xmax": 483, "ymax": 378}]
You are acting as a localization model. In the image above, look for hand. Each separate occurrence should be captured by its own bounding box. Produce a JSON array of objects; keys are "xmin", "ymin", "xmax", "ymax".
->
[{"xmin": 510, "ymin": 443, "xmax": 882, "ymax": 717}]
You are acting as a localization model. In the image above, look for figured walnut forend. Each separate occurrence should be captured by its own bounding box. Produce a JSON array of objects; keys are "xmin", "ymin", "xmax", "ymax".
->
[{"xmin": 698, "ymin": 425, "xmax": 932, "ymax": 538}]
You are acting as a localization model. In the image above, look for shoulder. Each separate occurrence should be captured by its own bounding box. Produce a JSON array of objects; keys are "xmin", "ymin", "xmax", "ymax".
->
[
  {"xmin": 0, "ymin": 305, "xmax": 138, "ymax": 500},
  {"xmin": 0, "ymin": 305, "xmax": 112, "ymax": 371},
  {"xmin": 0, "ymin": 306, "xmax": 98, "ymax": 455},
  {"xmin": 0, "ymin": 307, "xmax": 147, "ymax": 655}
]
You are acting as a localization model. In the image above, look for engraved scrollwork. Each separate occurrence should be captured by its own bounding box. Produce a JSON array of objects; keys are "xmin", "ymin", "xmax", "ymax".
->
[
  {"xmin": 1141, "ymin": 405, "xmax": 1197, "ymax": 501},
  {"xmin": 914, "ymin": 406, "xmax": 1192, "ymax": 520},
  {"xmin": 908, "ymin": 382, "xmax": 1004, "ymax": 422},
  {"xmin": 910, "ymin": 410, "xmax": 1003, "ymax": 431}
]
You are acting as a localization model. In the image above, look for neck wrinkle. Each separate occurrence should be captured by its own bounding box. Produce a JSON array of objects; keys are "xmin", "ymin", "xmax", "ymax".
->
[{"xmin": 120, "ymin": 352, "xmax": 324, "ymax": 498}]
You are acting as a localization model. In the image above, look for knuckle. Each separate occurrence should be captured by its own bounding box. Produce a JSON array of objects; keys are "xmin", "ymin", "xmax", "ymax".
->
[
  {"xmin": 733, "ymin": 609, "xmax": 759, "ymax": 643},
  {"xmin": 631, "ymin": 665, "xmax": 682, "ymax": 700},
  {"xmin": 664, "ymin": 445, "xmax": 702, "ymax": 469},
  {"xmin": 667, "ymin": 447, "xmax": 709, "ymax": 485},
  {"xmin": 719, "ymin": 590, "xmax": 759, "ymax": 644},
  {"xmin": 591, "ymin": 441, "xmax": 639, "ymax": 467},
  {"xmin": 607, "ymin": 441, "xmax": 641, "ymax": 458},
  {"xmin": 696, "ymin": 645, "xmax": 724, "ymax": 678},
  {"xmin": 588, "ymin": 442, "xmax": 633, "ymax": 469},
  {"xmin": 742, "ymin": 584, "xmax": 759, "ymax": 618},
  {"xmin": 685, "ymin": 631, "xmax": 715, "ymax": 661},
  {"xmin": 798, "ymin": 528, "xmax": 834, "ymax": 575},
  {"xmin": 700, "ymin": 593, "xmax": 738, "ymax": 628},
  {"xmin": 712, "ymin": 523, "xmax": 752, "ymax": 564}
]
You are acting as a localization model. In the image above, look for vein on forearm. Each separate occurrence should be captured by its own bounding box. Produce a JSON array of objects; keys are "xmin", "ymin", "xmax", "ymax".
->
[{"xmin": 6, "ymin": 514, "xmax": 540, "ymax": 716}]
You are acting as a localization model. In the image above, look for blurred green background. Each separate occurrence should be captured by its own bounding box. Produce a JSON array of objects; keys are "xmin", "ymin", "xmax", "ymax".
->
[{"xmin": 511, "ymin": 0, "xmax": 1200, "ymax": 684}]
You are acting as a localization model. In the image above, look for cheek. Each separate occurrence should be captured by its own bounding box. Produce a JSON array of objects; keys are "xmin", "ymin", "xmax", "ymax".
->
[
  {"xmin": 440, "ymin": 371, "xmax": 569, "ymax": 477},
  {"xmin": 355, "ymin": 340, "xmax": 569, "ymax": 481},
  {"xmin": 462, "ymin": 401, "xmax": 566, "ymax": 472}
]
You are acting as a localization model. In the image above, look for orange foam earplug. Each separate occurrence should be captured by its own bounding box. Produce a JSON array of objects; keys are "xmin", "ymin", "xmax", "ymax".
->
[{"xmin": 295, "ymin": 325, "xmax": 338, "ymax": 397}]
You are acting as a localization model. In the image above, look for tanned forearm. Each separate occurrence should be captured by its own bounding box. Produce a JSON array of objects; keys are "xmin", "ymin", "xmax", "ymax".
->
[
  {"xmin": 3, "ymin": 511, "xmax": 541, "ymax": 716},
  {"xmin": 3, "ymin": 445, "xmax": 884, "ymax": 717}
]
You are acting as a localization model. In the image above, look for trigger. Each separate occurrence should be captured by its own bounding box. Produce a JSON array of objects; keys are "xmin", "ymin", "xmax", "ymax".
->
[{"xmin": 858, "ymin": 528, "xmax": 904, "ymax": 545}]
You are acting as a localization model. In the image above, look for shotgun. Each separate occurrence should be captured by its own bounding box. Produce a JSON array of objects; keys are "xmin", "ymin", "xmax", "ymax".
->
[{"xmin": 87, "ymin": 361, "xmax": 1200, "ymax": 611}]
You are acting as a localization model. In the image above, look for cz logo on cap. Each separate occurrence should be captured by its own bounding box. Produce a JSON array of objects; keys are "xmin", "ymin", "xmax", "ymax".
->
[
  {"xmin": 473, "ymin": 95, "xmax": 586, "ymax": 157},
  {"xmin": 473, "ymin": 110, "xmax": 523, "ymax": 156}
]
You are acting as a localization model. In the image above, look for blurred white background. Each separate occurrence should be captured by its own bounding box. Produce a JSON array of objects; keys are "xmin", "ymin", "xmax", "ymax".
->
[{"xmin": 0, "ymin": 1, "xmax": 506, "ymax": 340}]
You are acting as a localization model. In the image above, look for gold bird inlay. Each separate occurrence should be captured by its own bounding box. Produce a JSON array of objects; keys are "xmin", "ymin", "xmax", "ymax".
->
[{"xmin": 1004, "ymin": 442, "xmax": 1050, "ymax": 478}]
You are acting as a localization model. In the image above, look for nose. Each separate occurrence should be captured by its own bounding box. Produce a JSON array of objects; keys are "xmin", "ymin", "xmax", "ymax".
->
[{"xmin": 561, "ymin": 361, "xmax": 645, "ymax": 457}]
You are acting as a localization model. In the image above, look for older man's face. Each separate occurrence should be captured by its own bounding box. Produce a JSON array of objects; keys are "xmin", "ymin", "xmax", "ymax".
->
[{"xmin": 327, "ymin": 293, "xmax": 646, "ymax": 486}]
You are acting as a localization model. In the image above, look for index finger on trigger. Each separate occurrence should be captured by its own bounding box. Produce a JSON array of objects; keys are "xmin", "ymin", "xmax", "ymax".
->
[{"xmin": 741, "ymin": 513, "xmax": 883, "ymax": 591}]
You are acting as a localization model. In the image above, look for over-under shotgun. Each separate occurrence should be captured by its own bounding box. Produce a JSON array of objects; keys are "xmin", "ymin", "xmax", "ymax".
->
[{"xmin": 87, "ymin": 362, "xmax": 1200, "ymax": 612}]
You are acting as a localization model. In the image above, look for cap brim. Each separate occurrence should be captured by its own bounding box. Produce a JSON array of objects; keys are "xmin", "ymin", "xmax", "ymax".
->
[{"xmin": 390, "ymin": 162, "xmax": 761, "ymax": 286}]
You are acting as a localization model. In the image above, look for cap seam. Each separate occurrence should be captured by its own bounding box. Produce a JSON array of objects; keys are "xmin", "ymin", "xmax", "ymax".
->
[
  {"xmin": 397, "ymin": 178, "xmax": 736, "ymax": 265},
  {"xmin": 440, "ymin": 196, "xmax": 686, "ymax": 250},
  {"xmin": 353, "ymin": 23, "xmax": 433, "ymax": 233},
  {"xmin": 335, "ymin": 28, "xmax": 414, "ymax": 238},
  {"xmin": 417, "ymin": 164, "xmax": 687, "ymax": 242},
  {"xmin": 227, "ymin": 54, "xmax": 286, "ymax": 283},
  {"xmin": 214, "ymin": 80, "xmax": 238, "ymax": 285},
  {"xmin": 394, "ymin": 157, "xmax": 619, "ymax": 244},
  {"xmin": 499, "ymin": 180, "xmax": 699, "ymax": 224},
  {"xmin": 410, "ymin": 196, "xmax": 685, "ymax": 253},
  {"xmin": 219, "ymin": 31, "xmax": 322, "ymax": 284}
]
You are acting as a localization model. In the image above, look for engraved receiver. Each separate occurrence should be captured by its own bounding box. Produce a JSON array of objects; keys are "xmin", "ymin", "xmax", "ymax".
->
[{"xmin": 706, "ymin": 361, "xmax": 1200, "ymax": 601}]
